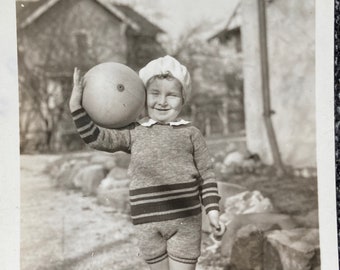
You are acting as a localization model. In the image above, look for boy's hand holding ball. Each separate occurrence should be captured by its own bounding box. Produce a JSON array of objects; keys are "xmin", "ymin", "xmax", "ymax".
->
[{"xmin": 69, "ymin": 67, "xmax": 84, "ymax": 110}]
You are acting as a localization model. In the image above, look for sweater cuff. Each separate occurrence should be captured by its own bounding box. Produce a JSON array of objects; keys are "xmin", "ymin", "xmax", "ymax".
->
[
  {"xmin": 203, "ymin": 196, "xmax": 220, "ymax": 214},
  {"xmin": 71, "ymin": 107, "xmax": 85, "ymax": 117},
  {"xmin": 201, "ymin": 181, "xmax": 220, "ymax": 213},
  {"xmin": 71, "ymin": 107, "xmax": 100, "ymax": 143}
]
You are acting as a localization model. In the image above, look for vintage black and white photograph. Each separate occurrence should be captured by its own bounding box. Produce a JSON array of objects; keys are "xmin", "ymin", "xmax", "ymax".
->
[{"xmin": 0, "ymin": 0, "xmax": 337, "ymax": 269}]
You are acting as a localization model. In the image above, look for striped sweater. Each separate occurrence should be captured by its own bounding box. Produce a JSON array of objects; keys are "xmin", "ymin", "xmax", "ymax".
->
[{"xmin": 71, "ymin": 108, "xmax": 220, "ymax": 225}]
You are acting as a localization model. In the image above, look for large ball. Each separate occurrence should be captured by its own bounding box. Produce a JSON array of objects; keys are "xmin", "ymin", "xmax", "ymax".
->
[{"xmin": 82, "ymin": 62, "xmax": 145, "ymax": 128}]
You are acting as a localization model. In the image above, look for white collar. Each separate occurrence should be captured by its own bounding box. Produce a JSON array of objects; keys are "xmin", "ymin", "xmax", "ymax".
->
[{"xmin": 138, "ymin": 117, "xmax": 191, "ymax": 127}]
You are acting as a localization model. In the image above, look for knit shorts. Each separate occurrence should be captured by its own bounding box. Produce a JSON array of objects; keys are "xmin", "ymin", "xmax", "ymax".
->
[{"xmin": 134, "ymin": 214, "xmax": 202, "ymax": 265}]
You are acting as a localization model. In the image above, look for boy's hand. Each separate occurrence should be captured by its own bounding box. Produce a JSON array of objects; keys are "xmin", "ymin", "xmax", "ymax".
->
[
  {"xmin": 69, "ymin": 67, "xmax": 84, "ymax": 110},
  {"xmin": 207, "ymin": 210, "xmax": 220, "ymax": 230},
  {"xmin": 208, "ymin": 210, "xmax": 226, "ymax": 235},
  {"xmin": 207, "ymin": 210, "xmax": 226, "ymax": 239}
]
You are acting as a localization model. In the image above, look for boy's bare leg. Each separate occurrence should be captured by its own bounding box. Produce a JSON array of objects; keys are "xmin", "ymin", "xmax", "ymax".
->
[
  {"xmin": 169, "ymin": 258, "xmax": 196, "ymax": 270},
  {"xmin": 148, "ymin": 258, "xmax": 169, "ymax": 270}
]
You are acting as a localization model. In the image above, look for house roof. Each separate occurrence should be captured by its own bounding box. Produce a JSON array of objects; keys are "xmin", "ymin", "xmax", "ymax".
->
[
  {"xmin": 207, "ymin": 0, "xmax": 276, "ymax": 41},
  {"xmin": 207, "ymin": 1, "xmax": 241, "ymax": 41},
  {"xmin": 113, "ymin": 4, "xmax": 164, "ymax": 36},
  {"xmin": 16, "ymin": 0, "xmax": 164, "ymax": 35},
  {"xmin": 16, "ymin": 0, "xmax": 53, "ymax": 27}
]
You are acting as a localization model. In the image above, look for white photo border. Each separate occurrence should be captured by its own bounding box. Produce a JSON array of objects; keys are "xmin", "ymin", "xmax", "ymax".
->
[{"xmin": 0, "ymin": 0, "xmax": 337, "ymax": 269}]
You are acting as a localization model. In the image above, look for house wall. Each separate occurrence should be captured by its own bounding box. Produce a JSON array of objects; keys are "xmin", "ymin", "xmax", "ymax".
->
[
  {"xmin": 19, "ymin": 0, "xmax": 128, "ymax": 73},
  {"xmin": 241, "ymin": 0, "xmax": 315, "ymax": 167},
  {"xmin": 125, "ymin": 32, "xmax": 165, "ymax": 71}
]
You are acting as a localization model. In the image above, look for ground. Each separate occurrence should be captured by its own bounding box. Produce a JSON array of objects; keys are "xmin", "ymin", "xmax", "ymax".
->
[
  {"xmin": 21, "ymin": 154, "xmax": 227, "ymax": 270},
  {"xmin": 20, "ymin": 153, "xmax": 318, "ymax": 270},
  {"xmin": 21, "ymin": 154, "xmax": 148, "ymax": 270}
]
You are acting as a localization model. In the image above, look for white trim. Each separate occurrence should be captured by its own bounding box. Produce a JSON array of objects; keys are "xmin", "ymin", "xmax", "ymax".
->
[
  {"xmin": 80, "ymin": 125, "xmax": 97, "ymax": 138},
  {"xmin": 130, "ymin": 184, "xmax": 199, "ymax": 200},
  {"xmin": 19, "ymin": 0, "xmax": 140, "ymax": 32},
  {"xmin": 130, "ymin": 190, "xmax": 200, "ymax": 206},
  {"xmin": 19, "ymin": 0, "xmax": 60, "ymax": 29},
  {"xmin": 95, "ymin": 0, "xmax": 140, "ymax": 32},
  {"xmin": 138, "ymin": 117, "xmax": 191, "ymax": 127}
]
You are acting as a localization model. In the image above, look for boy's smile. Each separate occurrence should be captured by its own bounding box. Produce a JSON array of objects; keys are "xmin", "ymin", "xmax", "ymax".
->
[{"xmin": 146, "ymin": 77, "xmax": 183, "ymax": 123}]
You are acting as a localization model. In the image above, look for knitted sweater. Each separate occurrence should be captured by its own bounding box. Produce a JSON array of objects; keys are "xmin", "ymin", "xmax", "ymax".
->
[{"xmin": 71, "ymin": 108, "xmax": 220, "ymax": 225}]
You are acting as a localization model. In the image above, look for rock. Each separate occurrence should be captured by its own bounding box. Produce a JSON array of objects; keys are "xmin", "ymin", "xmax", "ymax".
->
[
  {"xmin": 293, "ymin": 209, "xmax": 319, "ymax": 228},
  {"xmin": 113, "ymin": 152, "xmax": 131, "ymax": 168},
  {"xmin": 52, "ymin": 160, "xmax": 73, "ymax": 187},
  {"xmin": 264, "ymin": 228, "xmax": 320, "ymax": 270},
  {"xmin": 218, "ymin": 182, "xmax": 247, "ymax": 210},
  {"xmin": 221, "ymin": 213, "xmax": 298, "ymax": 257},
  {"xmin": 97, "ymin": 187, "xmax": 130, "ymax": 213},
  {"xmin": 98, "ymin": 176, "xmax": 130, "ymax": 189},
  {"xmin": 222, "ymin": 190, "xmax": 275, "ymax": 225},
  {"xmin": 300, "ymin": 168, "xmax": 312, "ymax": 178},
  {"xmin": 241, "ymin": 160, "xmax": 256, "ymax": 173},
  {"xmin": 90, "ymin": 153, "xmax": 117, "ymax": 170},
  {"xmin": 45, "ymin": 157, "xmax": 67, "ymax": 179},
  {"xmin": 102, "ymin": 158, "xmax": 117, "ymax": 170},
  {"xmin": 201, "ymin": 182, "xmax": 246, "ymax": 233},
  {"xmin": 89, "ymin": 153, "xmax": 110, "ymax": 163},
  {"xmin": 213, "ymin": 151, "xmax": 227, "ymax": 163},
  {"xmin": 214, "ymin": 162, "xmax": 235, "ymax": 178},
  {"xmin": 73, "ymin": 164, "xmax": 106, "ymax": 195},
  {"xmin": 97, "ymin": 177, "xmax": 130, "ymax": 213},
  {"xmin": 223, "ymin": 151, "xmax": 244, "ymax": 166},
  {"xmin": 291, "ymin": 167, "xmax": 318, "ymax": 179},
  {"xmin": 228, "ymin": 224, "xmax": 265, "ymax": 270},
  {"xmin": 233, "ymin": 165, "xmax": 244, "ymax": 174},
  {"xmin": 61, "ymin": 160, "xmax": 89, "ymax": 188},
  {"xmin": 54, "ymin": 159, "xmax": 85, "ymax": 188},
  {"xmin": 106, "ymin": 167, "xmax": 129, "ymax": 180},
  {"xmin": 225, "ymin": 142, "xmax": 238, "ymax": 153}
]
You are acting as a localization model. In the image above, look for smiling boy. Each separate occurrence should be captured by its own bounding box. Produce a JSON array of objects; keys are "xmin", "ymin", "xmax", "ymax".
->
[
  {"xmin": 146, "ymin": 75, "xmax": 183, "ymax": 123},
  {"xmin": 69, "ymin": 55, "xmax": 222, "ymax": 270}
]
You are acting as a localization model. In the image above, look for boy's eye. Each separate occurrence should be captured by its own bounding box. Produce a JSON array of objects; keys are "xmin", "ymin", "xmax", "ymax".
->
[
  {"xmin": 148, "ymin": 90, "xmax": 159, "ymax": 95},
  {"xmin": 169, "ymin": 92, "xmax": 180, "ymax": 97}
]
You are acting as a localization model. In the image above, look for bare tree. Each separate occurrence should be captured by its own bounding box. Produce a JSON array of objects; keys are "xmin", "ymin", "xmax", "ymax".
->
[
  {"xmin": 17, "ymin": 5, "xmax": 85, "ymax": 153},
  {"xmin": 159, "ymin": 23, "xmax": 244, "ymax": 136},
  {"xmin": 18, "ymin": 44, "xmax": 71, "ymax": 153},
  {"xmin": 17, "ymin": 4, "xmax": 124, "ymax": 153}
]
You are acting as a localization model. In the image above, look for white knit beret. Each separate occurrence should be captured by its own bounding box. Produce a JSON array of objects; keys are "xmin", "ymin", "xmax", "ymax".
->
[{"xmin": 139, "ymin": 55, "xmax": 192, "ymax": 103}]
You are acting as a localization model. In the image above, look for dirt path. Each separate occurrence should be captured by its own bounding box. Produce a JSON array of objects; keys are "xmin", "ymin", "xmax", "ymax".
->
[
  {"xmin": 20, "ymin": 155, "xmax": 220, "ymax": 270},
  {"xmin": 20, "ymin": 155, "xmax": 149, "ymax": 270},
  {"xmin": 21, "ymin": 155, "xmax": 223, "ymax": 270}
]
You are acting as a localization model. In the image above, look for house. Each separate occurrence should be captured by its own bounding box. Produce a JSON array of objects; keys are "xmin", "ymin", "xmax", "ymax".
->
[
  {"xmin": 208, "ymin": 0, "xmax": 315, "ymax": 168},
  {"xmin": 200, "ymin": 2, "xmax": 245, "ymax": 137},
  {"xmin": 16, "ymin": 0, "xmax": 165, "ymax": 73},
  {"xmin": 16, "ymin": 0, "xmax": 166, "ymax": 152},
  {"xmin": 207, "ymin": 1, "xmax": 242, "ymax": 54}
]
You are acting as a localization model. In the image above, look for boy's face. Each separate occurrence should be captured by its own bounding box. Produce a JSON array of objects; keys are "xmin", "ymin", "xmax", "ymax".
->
[{"xmin": 146, "ymin": 78, "xmax": 183, "ymax": 123}]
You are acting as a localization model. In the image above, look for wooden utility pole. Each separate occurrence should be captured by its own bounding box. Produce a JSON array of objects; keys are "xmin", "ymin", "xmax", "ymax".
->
[{"xmin": 257, "ymin": 0, "xmax": 285, "ymax": 176}]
